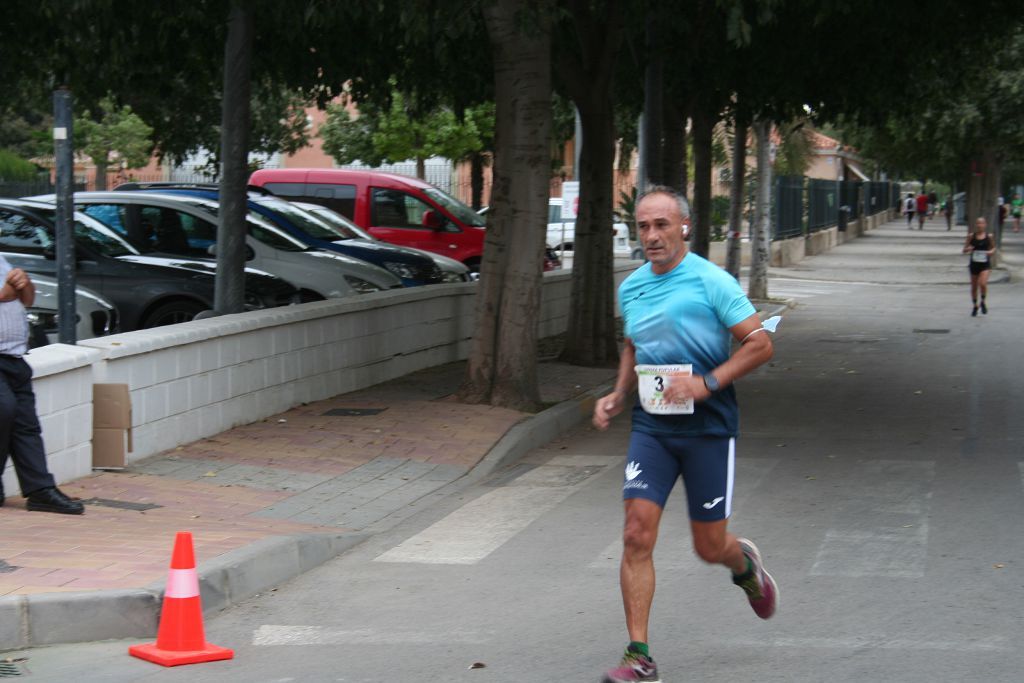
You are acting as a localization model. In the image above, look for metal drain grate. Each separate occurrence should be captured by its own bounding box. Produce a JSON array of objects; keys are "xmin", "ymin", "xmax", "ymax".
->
[
  {"xmin": 0, "ymin": 559, "xmax": 18, "ymax": 574},
  {"xmin": 0, "ymin": 659, "xmax": 27, "ymax": 677},
  {"xmin": 81, "ymin": 498, "xmax": 162, "ymax": 511},
  {"xmin": 322, "ymin": 408, "xmax": 387, "ymax": 417},
  {"xmin": 913, "ymin": 328, "xmax": 950, "ymax": 334}
]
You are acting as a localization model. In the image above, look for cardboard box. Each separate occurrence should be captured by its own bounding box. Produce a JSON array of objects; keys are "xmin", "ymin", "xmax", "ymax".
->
[
  {"xmin": 94, "ymin": 384, "xmax": 131, "ymax": 429},
  {"xmin": 93, "ymin": 384, "xmax": 132, "ymax": 469},
  {"xmin": 93, "ymin": 428, "xmax": 130, "ymax": 469}
]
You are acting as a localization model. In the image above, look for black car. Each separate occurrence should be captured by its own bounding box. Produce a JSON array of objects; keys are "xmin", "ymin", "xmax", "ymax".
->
[{"xmin": 0, "ymin": 199, "xmax": 299, "ymax": 331}]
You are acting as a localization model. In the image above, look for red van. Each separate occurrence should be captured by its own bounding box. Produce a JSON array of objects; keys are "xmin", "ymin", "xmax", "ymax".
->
[{"xmin": 249, "ymin": 168, "xmax": 559, "ymax": 273}]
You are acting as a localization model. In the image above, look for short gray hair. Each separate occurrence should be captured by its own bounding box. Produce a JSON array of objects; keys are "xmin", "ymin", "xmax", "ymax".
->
[{"xmin": 637, "ymin": 185, "xmax": 691, "ymax": 219}]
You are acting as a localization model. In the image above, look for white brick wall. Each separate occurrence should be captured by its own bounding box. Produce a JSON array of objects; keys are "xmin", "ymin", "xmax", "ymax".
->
[{"xmin": 12, "ymin": 265, "xmax": 638, "ymax": 485}]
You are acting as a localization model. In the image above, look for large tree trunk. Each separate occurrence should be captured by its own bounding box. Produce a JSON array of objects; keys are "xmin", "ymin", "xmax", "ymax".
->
[
  {"xmin": 559, "ymin": 99, "xmax": 617, "ymax": 366},
  {"xmin": 967, "ymin": 146, "xmax": 1002, "ymax": 244},
  {"xmin": 748, "ymin": 118, "xmax": 772, "ymax": 300},
  {"xmin": 641, "ymin": 13, "xmax": 663, "ymax": 189},
  {"xmin": 416, "ymin": 156, "xmax": 426, "ymax": 180},
  {"xmin": 725, "ymin": 115, "xmax": 747, "ymax": 279},
  {"xmin": 690, "ymin": 103, "xmax": 714, "ymax": 258},
  {"xmin": 215, "ymin": 1, "xmax": 253, "ymax": 315},
  {"xmin": 556, "ymin": 0, "xmax": 623, "ymax": 367},
  {"xmin": 457, "ymin": 0, "xmax": 551, "ymax": 411},
  {"xmin": 662, "ymin": 100, "xmax": 687, "ymax": 194}
]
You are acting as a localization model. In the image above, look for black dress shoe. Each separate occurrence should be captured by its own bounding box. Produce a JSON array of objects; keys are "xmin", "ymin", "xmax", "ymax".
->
[{"xmin": 26, "ymin": 487, "xmax": 84, "ymax": 515}]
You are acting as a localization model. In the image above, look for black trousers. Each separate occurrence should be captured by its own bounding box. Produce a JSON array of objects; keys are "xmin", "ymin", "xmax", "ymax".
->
[{"xmin": 0, "ymin": 355, "xmax": 55, "ymax": 496}]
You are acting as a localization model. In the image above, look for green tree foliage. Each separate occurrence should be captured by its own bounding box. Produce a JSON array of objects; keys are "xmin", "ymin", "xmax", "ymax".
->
[
  {"xmin": 772, "ymin": 120, "xmax": 814, "ymax": 177},
  {"xmin": 321, "ymin": 92, "xmax": 491, "ymax": 179},
  {"xmin": 75, "ymin": 96, "xmax": 153, "ymax": 189}
]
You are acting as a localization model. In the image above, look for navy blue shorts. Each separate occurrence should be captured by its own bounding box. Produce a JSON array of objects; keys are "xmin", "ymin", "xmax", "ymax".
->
[{"xmin": 622, "ymin": 431, "xmax": 735, "ymax": 521}]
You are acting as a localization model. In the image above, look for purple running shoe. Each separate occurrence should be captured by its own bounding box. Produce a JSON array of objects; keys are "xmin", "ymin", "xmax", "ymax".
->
[{"xmin": 733, "ymin": 537, "xmax": 778, "ymax": 619}]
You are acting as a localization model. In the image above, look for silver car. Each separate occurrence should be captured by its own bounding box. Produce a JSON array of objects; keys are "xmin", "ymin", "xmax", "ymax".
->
[{"xmin": 27, "ymin": 274, "xmax": 118, "ymax": 347}]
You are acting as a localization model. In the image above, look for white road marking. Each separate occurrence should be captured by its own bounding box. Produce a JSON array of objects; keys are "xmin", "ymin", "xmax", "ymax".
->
[
  {"xmin": 726, "ymin": 634, "xmax": 1008, "ymax": 653},
  {"xmin": 253, "ymin": 625, "xmax": 490, "ymax": 646},
  {"xmin": 810, "ymin": 460, "xmax": 934, "ymax": 578},
  {"xmin": 375, "ymin": 464, "xmax": 604, "ymax": 565}
]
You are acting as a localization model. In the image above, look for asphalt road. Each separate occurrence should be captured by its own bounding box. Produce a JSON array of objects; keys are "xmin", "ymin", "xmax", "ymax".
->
[{"xmin": 11, "ymin": 225, "xmax": 1024, "ymax": 682}]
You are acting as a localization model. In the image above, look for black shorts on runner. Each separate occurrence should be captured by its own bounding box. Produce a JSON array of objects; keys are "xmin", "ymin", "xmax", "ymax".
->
[{"xmin": 622, "ymin": 431, "xmax": 735, "ymax": 521}]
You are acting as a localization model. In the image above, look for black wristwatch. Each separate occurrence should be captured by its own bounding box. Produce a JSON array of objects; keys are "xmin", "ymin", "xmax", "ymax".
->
[{"xmin": 703, "ymin": 373, "xmax": 721, "ymax": 393}]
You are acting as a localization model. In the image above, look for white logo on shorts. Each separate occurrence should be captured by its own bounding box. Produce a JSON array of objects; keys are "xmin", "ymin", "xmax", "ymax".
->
[
  {"xmin": 702, "ymin": 496, "xmax": 725, "ymax": 510},
  {"xmin": 625, "ymin": 461, "xmax": 642, "ymax": 481}
]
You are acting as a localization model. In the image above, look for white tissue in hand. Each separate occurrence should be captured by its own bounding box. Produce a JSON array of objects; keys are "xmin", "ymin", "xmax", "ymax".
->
[{"xmin": 763, "ymin": 315, "xmax": 782, "ymax": 333}]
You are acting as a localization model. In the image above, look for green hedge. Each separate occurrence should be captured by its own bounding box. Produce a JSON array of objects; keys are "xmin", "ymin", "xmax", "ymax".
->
[{"xmin": 0, "ymin": 150, "xmax": 40, "ymax": 181}]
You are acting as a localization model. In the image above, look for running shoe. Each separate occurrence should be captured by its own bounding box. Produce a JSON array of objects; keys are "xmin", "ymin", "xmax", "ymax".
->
[
  {"xmin": 981, "ymin": 301, "xmax": 988, "ymax": 315},
  {"xmin": 602, "ymin": 647, "xmax": 660, "ymax": 683},
  {"xmin": 972, "ymin": 306, "xmax": 979, "ymax": 317},
  {"xmin": 733, "ymin": 537, "xmax": 778, "ymax": 619}
]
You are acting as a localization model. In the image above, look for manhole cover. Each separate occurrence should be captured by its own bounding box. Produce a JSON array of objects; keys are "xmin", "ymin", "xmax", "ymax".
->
[
  {"xmin": 0, "ymin": 559, "xmax": 18, "ymax": 574},
  {"xmin": 913, "ymin": 329, "xmax": 950, "ymax": 334},
  {"xmin": 322, "ymin": 408, "xmax": 387, "ymax": 417},
  {"xmin": 81, "ymin": 498, "xmax": 163, "ymax": 511}
]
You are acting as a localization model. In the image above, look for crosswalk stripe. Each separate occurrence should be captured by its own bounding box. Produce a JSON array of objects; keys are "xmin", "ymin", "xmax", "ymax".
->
[
  {"xmin": 252, "ymin": 625, "xmax": 492, "ymax": 646},
  {"xmin": 374, "ymin": 463, "xmax": 603, "ymax": 565}
]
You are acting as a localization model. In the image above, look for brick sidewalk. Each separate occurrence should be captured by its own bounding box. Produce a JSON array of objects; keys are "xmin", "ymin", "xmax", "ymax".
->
[{"xmin": 0, "ymin": 359, "xmax": 615, "ymax": 596}]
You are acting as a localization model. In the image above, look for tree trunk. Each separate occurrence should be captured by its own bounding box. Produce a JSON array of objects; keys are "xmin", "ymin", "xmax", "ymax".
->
[
  {"xmin": 966, "ymin": 146, "xmax": 1002, "ymax": 244},
  {"xmin": 416, "ymin": 155, "xmax": 426, "ymax": 180},
  {"xmin": 457, "ymin": 0, "xmax": 551, "ymax": 411},
  {"xmin": 690, "ymin": 103, "xmax": 714, "ymax": 258},
  {"xmin": 215, "ymin": 1, "xmax": 253, "ymax": 315},
  {"xmin": 559, "ymin": 89, "xmax": 618, "ymax": 367},
  {"xmin": 94, "ymin": 158, "xmax": 108, "ymax": 191},
  {"xmin": 641, "ymin": 13, "xmax": 663, "ymax": 188},
  {"xmin": 725, "ymin": 116, "xmax": 747, "ymax": 279},
  {"xmin": 748, "ymin": 119, "xmax": 772, "ymax": 300},
  {"xmin": 555, "ymin": 0, "xmax": 623, "ymax": 368},
  {"xmin": 662, "ymin": 100, "xmax": 687, "ymax": 194},
  {"xmin": 470, "ymin": 151, "xmax": 485, "ymax": 209}
]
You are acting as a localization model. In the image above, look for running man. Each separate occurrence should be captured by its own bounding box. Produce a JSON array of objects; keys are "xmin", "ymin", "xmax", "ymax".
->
[
  {"xmin": 593, "ymin": 186, "xmax": 776, "ymax": 683},
  {"xmin": 963, "ymin": 216, "xmax": 996, "ymax": 316},
  {"xmin": 1011, "ymin": 193, "xmax": 1022, "ymax": 232},
  {"xmin": 904, "ymin": 193, "xmax": 916, "ymax": 228}
]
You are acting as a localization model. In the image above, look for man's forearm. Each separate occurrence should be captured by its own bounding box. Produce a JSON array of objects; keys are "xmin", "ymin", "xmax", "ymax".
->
[{"xmin": 708, "ymin": 334, "xmax": 773, "ymax": 389}]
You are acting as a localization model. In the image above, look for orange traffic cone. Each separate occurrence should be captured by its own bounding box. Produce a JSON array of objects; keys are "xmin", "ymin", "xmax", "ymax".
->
[{"xmin": 129, "ymin": 531, "xmax": 234, "ymax": 666}]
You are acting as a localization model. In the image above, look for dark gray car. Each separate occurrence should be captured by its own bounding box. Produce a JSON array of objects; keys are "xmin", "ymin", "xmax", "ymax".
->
[{"xmin": 0, "ymin": 199, "xmax": 300, "ymax": 331}]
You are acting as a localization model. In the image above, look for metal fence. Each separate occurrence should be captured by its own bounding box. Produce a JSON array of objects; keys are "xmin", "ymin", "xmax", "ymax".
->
[
  {"xmin": 769, "ymin": 178, "xmax": 898, "ymax": 241},
  {"xmin": 807, "ymin": 178, "xmax": 838, "ymax": 233},
  {"xmin": 773, "ymin": 175, "xmax": 805, "ymax": 240}
]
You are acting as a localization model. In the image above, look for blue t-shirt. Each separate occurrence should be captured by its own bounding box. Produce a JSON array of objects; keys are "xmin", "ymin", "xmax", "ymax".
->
[{"xmin": 619, "ymin": 252, "xmax": 756, "ymax": 437}]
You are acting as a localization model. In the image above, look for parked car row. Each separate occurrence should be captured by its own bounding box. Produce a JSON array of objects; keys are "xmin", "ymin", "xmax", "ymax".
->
[{"xmin": 9, "ymin": 168, "xmax": 573, "ymax": 347}]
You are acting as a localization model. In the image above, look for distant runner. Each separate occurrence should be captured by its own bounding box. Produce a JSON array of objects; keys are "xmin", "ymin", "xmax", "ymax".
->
[
  {"xmin": 963, "ymin": 216, "xmax": 995, "ymax": 317},
  {"xmin": 904, "ymin": 193, "xmax": 916, "ymax": 228},
  {"xmin": 916, "ymin": 191, "xmax": 929, "ymax": 230},
  {"xmin": 1011, "ymin": 193, "xmax": 1022, "ymax": 232},
  {"xmin": 593, "ymin": 186, "xmax": 776, "ymax": 683}
]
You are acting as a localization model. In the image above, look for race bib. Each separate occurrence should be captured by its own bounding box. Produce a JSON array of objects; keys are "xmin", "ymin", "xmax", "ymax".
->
[
  {"xmin": 635, "ymin": 364, "xmax": 694, "ymax": 415},
  {"xmin": 972, "ymin": 250, "xmax": 988, "ymax": 263}
]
